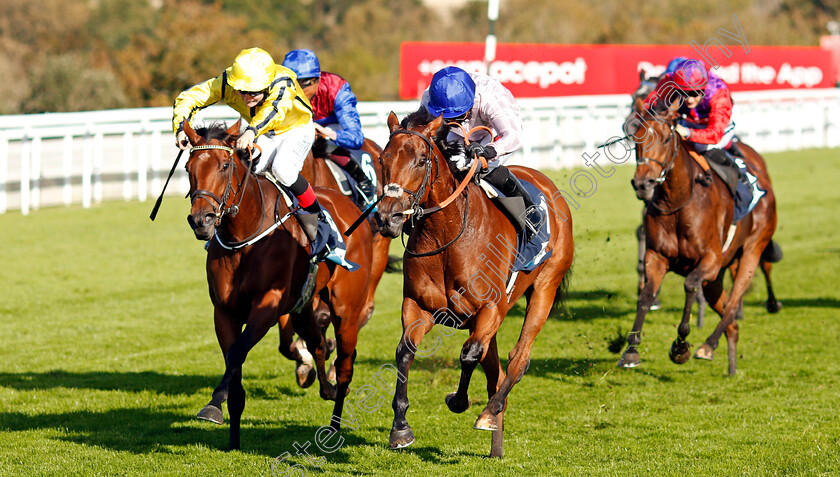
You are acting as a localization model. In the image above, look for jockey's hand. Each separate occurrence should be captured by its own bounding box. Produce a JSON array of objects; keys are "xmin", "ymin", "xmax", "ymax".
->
[
  {"xmin": 675, "ymin": 124, "xmax": 691, "ymax": 139},
  {"xmin": 176, "ymin": 130, "xmax": 191, "ymax": 150},
  {"xmin": 314, "ymin": 123, "xmax": 337, "ymax": 141},
  {"xmin": 236, "ymin": 128, "xmax": 256, "ymax": 150},
  {"xmin": 465, "ymin": 142, "xmax": 497, "ymax": 160}
]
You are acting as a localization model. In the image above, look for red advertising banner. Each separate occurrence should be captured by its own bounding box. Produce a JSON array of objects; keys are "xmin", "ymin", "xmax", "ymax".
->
[{"xmin": 400, "ymin": 42, "xmax": 837, "ymax": 99}]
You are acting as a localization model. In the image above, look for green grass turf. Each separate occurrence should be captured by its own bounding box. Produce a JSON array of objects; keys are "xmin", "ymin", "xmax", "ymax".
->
[{"xmin": 1, "ymin": 148, "xmax": 838, "ymax": 476}]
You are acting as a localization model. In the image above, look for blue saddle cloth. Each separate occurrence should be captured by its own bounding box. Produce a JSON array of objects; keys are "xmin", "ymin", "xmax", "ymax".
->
[
  {"xmin": 489, "ymin": 179, "xmax": 553, "ymax": 272},
  {"xmin": 731, "ymin": 155, "xmax": 765, "ymax": 224}
]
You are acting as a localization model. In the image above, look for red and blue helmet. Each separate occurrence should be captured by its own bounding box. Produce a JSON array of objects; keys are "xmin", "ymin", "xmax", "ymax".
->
[
  {"xmin": 426, "ymin": 66, "xmax": 476, "ymax": 118},
  {"xmin": 282, "ymin": 49, "xmax": 321, "ymax": 80},
  {"xmin": 672, "ymin": 59, "xmax": 709, "ymax": 91},
  {"xmin": 665, "ymin": 56, "xmax": 688, "ymax": 75}
]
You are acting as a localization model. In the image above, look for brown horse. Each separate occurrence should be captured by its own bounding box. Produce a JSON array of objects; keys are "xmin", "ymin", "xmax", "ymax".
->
[
  {"xmin": 376, "ymin": 111, "xmax": 574, "ymax": 458},
  {"xmin": 620, "ymin": 98, "xmax": 778, "ymax": 375},
  {"xmin": 182, "ymin": 120, "xmax": 374, "ymax": 449},
  {"xmin": 277, "ymin": 138, "xmax": 391, "ymax": 387}
]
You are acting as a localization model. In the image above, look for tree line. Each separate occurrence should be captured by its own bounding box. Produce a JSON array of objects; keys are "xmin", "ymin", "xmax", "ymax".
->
[{"xmin": 0, "ymin": 0, "xmax": 835, "ymax": 114}]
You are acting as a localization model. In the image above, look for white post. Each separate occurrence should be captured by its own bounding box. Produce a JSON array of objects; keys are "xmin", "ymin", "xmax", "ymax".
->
[
  {"xmin": 63, "ymin": 135, "xmax": 73, "ymax": 206},
  {"xmin": 94, "ymin": 131, "xmax": 103, "ymax": 204},
  {"xmin": 0, "ymin": 134, "xmax": 7, "ymax": 214},
  {"xmin": 20, "ymin": 134, "xmax": 30, "ymax": 215},
  {"xmin": 82, "ymin": 130, "xmax": 92, "ymax": 209},
  {"xmin": 485, "ymin": 0, "xmax": 499, "ymax": 74},
  {"xmin": 151, "ymin": 129, "xmax": 162, "ymax": 198},
  {"xmin": 138, "ymin": 126, "xmax": 148, "ymax": 202},
  {"xmin": 30, "ymin": 135, "xmax": 41, "ymax": 211},
  {"xmin": 122, "ymin": 132, "xmax": 133, "ymax": 201}
]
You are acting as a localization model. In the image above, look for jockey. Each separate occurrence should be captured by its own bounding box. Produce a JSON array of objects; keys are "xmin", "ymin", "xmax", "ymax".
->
[
  {"xmin": 645, "ymin": 58, "xmax": 758, "ymax": 223},
  {"xmin": 281, "ymin": 49, "xmax": 376, "ymax": 205},
  {"xmin": 420, "ymin": 65, "xmax": 543, "ymax": 239},
  {"xmin": 172, "ymin": 47, "xmax": 330, "ymax": 252}
]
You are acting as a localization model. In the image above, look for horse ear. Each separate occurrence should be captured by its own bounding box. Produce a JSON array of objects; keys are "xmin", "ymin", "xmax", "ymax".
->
[
  {"xmin": 639, "ymin": 68, "xmax": 647, "ymax": 81},
  {"xmin": 387, "ymin": 112, "xmax": 400, "ymax": 133},
  {"xmin": 226, "ymin": 119, "xmax": 242, "ymax": 139},
  {"xmin": 184, "ymin": 120, "xmax": 200, "ymax": 145},
  {"xmin": 633, "ymin": 97, "xmax": 645, "ymax": 112},
  {"xmin": 424, "ymin": 114, "xmax": 444, "ymax": 136}
]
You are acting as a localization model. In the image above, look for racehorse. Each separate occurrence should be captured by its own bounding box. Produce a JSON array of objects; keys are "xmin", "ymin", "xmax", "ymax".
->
[
  {"xmin": 277, "ymin": 138, "xmax": 392, "ymax": 387},
  {"xmin": 376, "ymin": 111, "xmax": 574, "ymax": 458},
  {"xmin": 182, "ymin": 120, "xmax": 374, "ymax": 449},
  {"xmin": 620, "ymin": 98, "xmax": 778, "ymax": 375}
]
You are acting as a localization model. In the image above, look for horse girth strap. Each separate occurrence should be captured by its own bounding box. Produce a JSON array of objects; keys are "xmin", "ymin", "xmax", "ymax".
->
[{"xmin": 685, "ymin": 147, "xmax": 710, "ymax": 172}]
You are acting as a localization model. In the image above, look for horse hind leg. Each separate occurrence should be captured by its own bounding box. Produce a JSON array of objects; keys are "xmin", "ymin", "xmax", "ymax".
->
[
  {"xmin": 328, "ymin": 314, "xmax": 360, "ymax": 432},
  {"xmin": 760, "ymin": 259, "xmax": 782, "ymax": 313}
]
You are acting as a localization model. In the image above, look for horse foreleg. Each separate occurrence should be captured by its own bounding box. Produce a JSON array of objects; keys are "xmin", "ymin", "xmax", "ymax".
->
[
  {"xmin": 478, "ymin": 336, "xmax": 505, "ymax": 458},
  {"xmin": 446, "ymin": 307, "xmax": 501, "ymax": 415},
  {"xmin": 200, "ymin": 307, "xmax": 276, "ymax": 450},
  {"xmin": 670, "ymin": 259, "xmax": 718, "ymax": 364},
  {"xmin": 328, "ymin": 313, "xmax": 360, "ymax": 432},
  {"xmin": 389, "ymin": 299, "xmax": 434, "ymax": 450},
  {"xmin": 620, "ymin": 251, "xmax": 668, "ymax": 368}
]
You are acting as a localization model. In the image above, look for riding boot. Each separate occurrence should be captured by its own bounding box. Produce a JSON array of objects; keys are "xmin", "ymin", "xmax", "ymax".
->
[
  {"xmin": 483, "ymin": 166, "xmax": 544, "ymax": 241},
  {"xmin": 340, "ymin": 158, "xmax": 376, "ymax": 204},
  {"xmin": 288, "ymin": 174, "xmax": 326, "ymax": 246}
]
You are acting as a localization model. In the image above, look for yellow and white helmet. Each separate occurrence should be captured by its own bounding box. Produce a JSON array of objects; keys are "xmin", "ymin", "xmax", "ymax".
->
[{"xmin": 226, "ymin": 48, "xmax": 275, "ymax": 92}]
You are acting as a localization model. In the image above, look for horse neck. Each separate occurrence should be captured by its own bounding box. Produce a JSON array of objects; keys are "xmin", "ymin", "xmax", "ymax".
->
[
  {"xmin": 218, "ymin": 171, "xmax": 277, "ymax": 243},
  {"xmin": 655, "ymin": 142, "xmax": 694, "ymax": 209}
]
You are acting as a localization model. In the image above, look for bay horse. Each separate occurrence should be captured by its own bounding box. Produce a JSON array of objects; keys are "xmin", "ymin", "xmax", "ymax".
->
[
  {"xmin": 376, "ymin": 111, "xmax": 574, "ymax": 458},
  {"xmin": 620, "ymin": 98, "xmax": 778, "ymax": 375},
  {"xmin": 182, "ymin": 120, "xmax": 374, "ymax": 450},
  {"xmin": 278, "ymin": 138, "xmax": 392, "ymax": 387}
]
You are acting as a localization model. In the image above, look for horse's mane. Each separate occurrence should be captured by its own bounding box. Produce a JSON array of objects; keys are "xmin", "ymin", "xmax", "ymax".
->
[
  {"xmin": 398, "ymin": 108, "xmax": 473, "ymax": 177},
  {"xmin": 194, "ymin": 122, "xmax": 252, "ymax": 165},
  {"xmin": 400, "ymin": 107, "xmax": 434, "ymax": 130}
]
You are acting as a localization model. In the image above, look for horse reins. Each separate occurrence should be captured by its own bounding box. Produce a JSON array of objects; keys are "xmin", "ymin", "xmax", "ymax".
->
[
  {"xmin": 637, "ymin": 124, "xmax": 695, "ymax": 215},
  {"xmin": 189, "ymin": 143, "xmax": 289, "ymax": 250},
  {"xmin": 384, "ymin": 125, "xmax": 490, "ymax": 257}
]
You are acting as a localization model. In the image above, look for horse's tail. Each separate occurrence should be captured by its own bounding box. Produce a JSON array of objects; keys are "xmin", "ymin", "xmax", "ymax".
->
[
  {"xmin": 551, "ymin": 258, "xmax": 574, "ymax": 314},
  {"xmin": 761, "ymin": 239, "xmax": 783, "ymax": 263}
]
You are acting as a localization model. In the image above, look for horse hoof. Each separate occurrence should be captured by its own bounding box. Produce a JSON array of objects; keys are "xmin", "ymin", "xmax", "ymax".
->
[
  {"xmin": 474, "ymin": 412, "xmax": 498, "ymax": 431},
  {"xmin": 197, "ymin": 405, "xmax": 224, "ymax": 425},
  {"xmin": 669, "ymin": 340, "xmax": 692, "ymax": 364},
  {"xmin": 766, "ymin": 300, "xmax": 782, "ymax": 314},
  {"xmin": 618, "ymin": 349, "xmax": 641, "ymax": 368},
  {"xmin": 320, "ymin": 383, "xmax": 337, "ymax": 401},
  {"xmin": 694, "ymin": 344, "xmax": 714, "ymax": 361},
  {"xmin": 296, "ymin": 362, "xmax": 316, "ymax": 388},
  {"xmin": 445, "ymin": 392, "xmax": 470, "ymax": 414},
  {"xmin": 389, "ymin": 427, "xmax": 415, "ymax": 449}
]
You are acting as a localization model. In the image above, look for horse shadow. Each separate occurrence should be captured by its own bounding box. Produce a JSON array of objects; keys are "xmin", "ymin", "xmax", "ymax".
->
[
  {"xmin": 0, "ymin": 406, "xmax": 375, "ymax": 460},
  {"xmin": 505, "ymin": 288, "xmax": 637, "ymax": 321}
]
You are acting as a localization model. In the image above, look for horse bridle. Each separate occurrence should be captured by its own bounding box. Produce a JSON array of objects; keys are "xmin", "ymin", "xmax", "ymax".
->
[
  {"xmin": 188, "ymin": 143, "xmax": 270, "ymax": 243},
  {"xmin": 383, "ymin": 128, "xmax": 440, "ymax": 219},
  {"xmin": 636, "ymin": 121, "xmax": 695, "ymax": 215},
  {"xmin": 384, "ymin": 128, "xmax": 470, "ymax": 257},
  {"xmin": 636, "ymin": 122, "xmax": 679, "ymax": 185}
]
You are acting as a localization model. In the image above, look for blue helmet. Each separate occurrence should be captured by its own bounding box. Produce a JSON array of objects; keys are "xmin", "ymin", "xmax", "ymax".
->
[
  {"xmin": 665, "ymin": 56, "xmax": 688, "ymax": 75},
  {"xmin": 426, "ymin": 66, "xmax": 476, "ymax": 118},
  {"xmin": 282, "ymin": 49, "xmax": 321, "ymax": 79}
]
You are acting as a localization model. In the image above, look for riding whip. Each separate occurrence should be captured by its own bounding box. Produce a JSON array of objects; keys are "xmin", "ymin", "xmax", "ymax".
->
[
  {"xmin": 149, "ymin": 149, "xmax": 184, "ymax": 221},
  {"xmin": 344, "ymin": 195, "xmax": 384, "ymax": 236}
]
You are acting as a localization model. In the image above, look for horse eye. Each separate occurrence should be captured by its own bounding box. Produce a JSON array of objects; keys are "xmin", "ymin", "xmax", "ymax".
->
[{"xmin": 222, "ymin": 162, "xmax": 230, "ymax": 171}]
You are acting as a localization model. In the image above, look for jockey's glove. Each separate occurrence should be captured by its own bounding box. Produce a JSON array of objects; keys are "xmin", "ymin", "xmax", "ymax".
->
[{"xmin": 466, "ymin": 142, "xmax": 497, "ymax": 160}]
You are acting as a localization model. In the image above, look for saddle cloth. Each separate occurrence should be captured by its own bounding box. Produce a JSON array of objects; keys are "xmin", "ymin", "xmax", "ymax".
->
[{"xmin": 478, "ymin": 178, "xmax": 553, "ymax": 273}]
